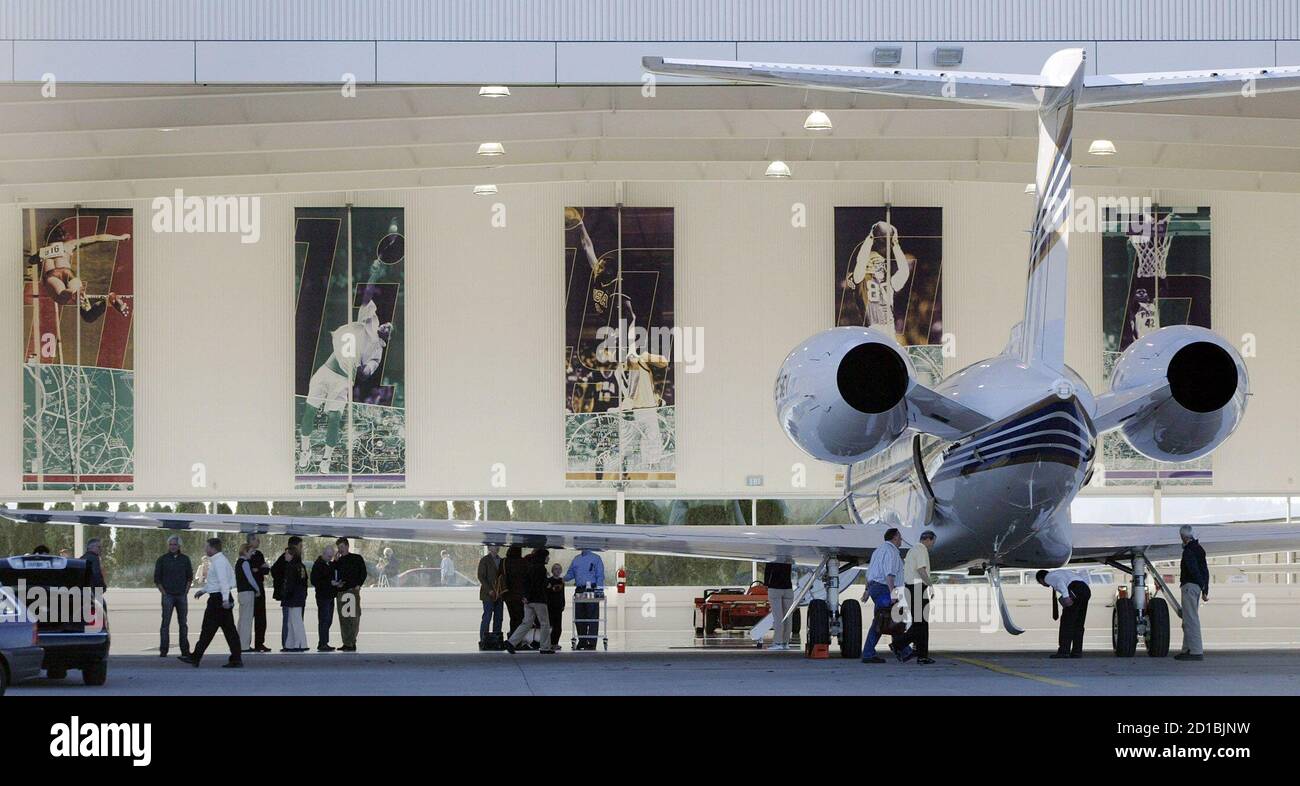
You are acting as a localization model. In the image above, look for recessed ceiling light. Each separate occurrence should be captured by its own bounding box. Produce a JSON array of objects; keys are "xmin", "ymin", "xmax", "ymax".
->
[
  {"xmin": 1088, "ymin": 139, "xmax": 1118, "ymax": 156},
  {"xmin": 765, "ymin": 160, "xmax": 792, "ymax": 178},
  {"xmin": 477, "ymin": 142, "xmax": 505, "ymax": 157},
  {"xmin": 479, "ymin": 85, "xmax": 511, "ymax": 98},
  {"xmin": 1024, "ymin": 183, "xmax": 1038, "ymax": 195},
  {"xmin": 473, "ymin": 184, "xmax": 499, "ymax": 196},
  {"xmin": 157, "ymin": 127, "xmax": 176, "ymax": 132},
  {"xmin": 803, "ymin": 110, "xmax": 832, "ymax": 131}
]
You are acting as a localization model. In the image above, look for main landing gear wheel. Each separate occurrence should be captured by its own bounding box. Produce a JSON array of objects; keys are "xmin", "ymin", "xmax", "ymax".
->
[
  {"xmin": 805, "ymin": 599, "xmax": 831, "ymax": 655},
  {"xmin": 1112, "ymin": 597, "xmax": 1138, "ymax": 657},
  {"xmin": 838, "ymin": 599, "xmax": 862, "ymax": 659},
  {"xmin": 1145, "ymin": 597, "xmax": 1171, "ymax": 658}
]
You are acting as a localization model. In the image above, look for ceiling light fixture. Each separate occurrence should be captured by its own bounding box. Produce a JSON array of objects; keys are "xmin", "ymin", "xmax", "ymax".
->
[
  {"xmin": 1024, "ymin": 183, "xmax": 1037, "ymax": 195},
  {"xmin": 765, "ymin": 160, "xmax": 792, "ymax": 178},
  {"xmin": 1088, "ymin": 139, "xmax": 1118, "ymax": 156},
  {"xmin": 476, "ymin": 142, "xmax": 506, "ymax": 157},
  {"xmin": 803, "ymin": 110, "xmax": 832, "ymax": 131},
  {"xmin": 478, "ymin": 85, "xmax": 511, "ymax": 98},
  {"xmin": 473, "ymin": 184, "xmax": 499, "ymax": 196}
]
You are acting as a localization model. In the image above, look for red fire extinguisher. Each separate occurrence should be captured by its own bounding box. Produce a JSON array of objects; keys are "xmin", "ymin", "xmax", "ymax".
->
[{"xmin": 616, "ymin": 566, "xmax": 627, "ymax": 594}]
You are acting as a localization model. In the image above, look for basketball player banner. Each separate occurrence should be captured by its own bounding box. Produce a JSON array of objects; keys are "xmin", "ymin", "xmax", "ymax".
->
[
  {"xmin": 294, "ymin": 207, "xmax": 406, "ymax": 488},
  {"xmin": 22, "ymin": 208, "xmax": 135, "ymax": 491},
  {"xmin": 564, "ymin": 206, "xmax": 676, "ymax": 486},
  {"xmin": 834, "ymin": 207, "xmax": 944, "ymax": 384},
  {"xmin": 1101, "ymin": 206, "xmax": 1212, "ymax": 486}
]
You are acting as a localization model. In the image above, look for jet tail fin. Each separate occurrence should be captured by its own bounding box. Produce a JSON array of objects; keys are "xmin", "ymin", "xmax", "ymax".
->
[{"xmin": 1020, "ymin": 48, "xmax": 1085, "ymax": 372}]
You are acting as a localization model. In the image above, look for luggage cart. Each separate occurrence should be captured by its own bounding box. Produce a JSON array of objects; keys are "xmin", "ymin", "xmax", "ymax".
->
[{"xmin": 570, "ymin": 589, "xmax": 609, "ymax": 651}]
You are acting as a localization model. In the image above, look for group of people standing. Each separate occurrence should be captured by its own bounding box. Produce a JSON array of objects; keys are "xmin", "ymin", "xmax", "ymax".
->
[
  {"xmin": 154, "ymin": 534, "xmax": 369, "ymax": 668},
  {"xmin": 134, "ymin": 524, "xmax": 1217, "ymax": 663},
  {"xmin": 476, "ymin": 545, "xmax": 605, "ymax": 653}
]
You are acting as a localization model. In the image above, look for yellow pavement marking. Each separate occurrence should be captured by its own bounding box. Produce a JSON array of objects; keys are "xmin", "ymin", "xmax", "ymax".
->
[{"xmin": 950, "ymin": 656, "xmax": 1079, "ymax": 689}]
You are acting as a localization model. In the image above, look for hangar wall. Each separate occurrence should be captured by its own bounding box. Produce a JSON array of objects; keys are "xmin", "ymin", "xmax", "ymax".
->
[{"xmin": 3, "ymin": 181, "xmax": 1297, "ymax": 500}]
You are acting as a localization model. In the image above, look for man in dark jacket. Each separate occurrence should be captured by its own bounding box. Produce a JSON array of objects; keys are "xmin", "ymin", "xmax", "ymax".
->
[
  {"xmin": 154, "ymin": 535, "xmax": 194, "ymax": 657},
  {"xmin": 82, "ymin": 538, "xmax": 107, "ymax": 590},
  {"xmin": 246, "ymin": 535, "xmax": 271, "ymax": 652},
  {"xmin": 1176, "ymin": 526, "xmax": 1210, "ymax": 661},
  {"xmin": 333, "ymin": 537, "xmax": 368, "ymax": 652},
  {"xmin": 310, "ymin": 544, "xmax": 338, "ymax": 652},
  {"xmin": 501, "ymin": 545, "xmax": 529, "ymax": 637},
  {"xmin": 504, "ymin": 549, "xmax": 555, "ymax": 654},
  {"xmin": 476, "ymin": 545, "xmax": 504, "ymax": 650}
]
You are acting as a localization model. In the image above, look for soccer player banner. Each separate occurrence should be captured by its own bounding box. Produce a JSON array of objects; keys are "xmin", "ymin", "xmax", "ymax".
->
[
  {"xmin": 1101, "ymin": 206, "xmax": 1212, "ymax": 486},
  {"xmin": 834, "ymin": 207, "xmax": 944, "ymax": 386},
  {"xmin": 21, "ymin": 208, "xmax": 135, "ymax": 491},
  {"xmin": 564, "ymin": 206, "xmax": 675, "ymax": 487},
  {"xmin": 294, "ymin": 207, "xmax": 406, "ymax": 488}
]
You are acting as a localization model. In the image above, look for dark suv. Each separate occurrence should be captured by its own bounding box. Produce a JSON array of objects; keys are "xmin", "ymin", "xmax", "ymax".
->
[{"xmin": 0, "ymin": 555, "xmax": 111, "ymax": 686}]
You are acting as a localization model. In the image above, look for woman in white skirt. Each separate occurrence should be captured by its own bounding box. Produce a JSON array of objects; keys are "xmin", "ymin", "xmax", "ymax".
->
[{"xmin": 279, "ymin": 543, "xmax": 310, "ymax": 652}]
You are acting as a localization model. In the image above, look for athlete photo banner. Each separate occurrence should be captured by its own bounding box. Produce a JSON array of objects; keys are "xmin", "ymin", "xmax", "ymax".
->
[
  {"xmin": 1102, "ymin": 206, "xmax": 1213, "ymax": 486},
  {"xmin": 564, "ymin": 206, "xmax": 675, "ymax": 486},
  {"xmin": 22, "ymin": 208, "xmax": 135, "ymax": 491},
  {"xmin": 294, "ymin": 207, "xmax": 406, "ymax": 488},
  {"xmin": 834, "ymin": 206, "xmax": 944, "ymax": 386}
]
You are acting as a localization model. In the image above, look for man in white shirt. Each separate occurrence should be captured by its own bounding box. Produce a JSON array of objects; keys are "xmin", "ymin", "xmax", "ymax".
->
[
  {"xmin": 1036, "ymin": 568, "xmax": 1092, "ymax": 659},
  {"xmin": 902, "ymin": 530, "xmax": 937, "ymax": 665},
  {"xmin": 861, "ymin": 528, "xmax": 914, "ymax": 664},
  {"xmin": 180, "ymin": 538, "xmax": 243, "ymax": 668}
]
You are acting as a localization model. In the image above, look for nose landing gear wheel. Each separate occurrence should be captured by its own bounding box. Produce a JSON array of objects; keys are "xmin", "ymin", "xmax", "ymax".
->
[
  {"xmin": 838, "ymin": 599, "xmax": 862, "ymax": 659},
  {"xmin": 1145, "ymin": 597, "xmax": 1170, "ymax": 657},
  {"xmin": 805, "ymin": 599, "xmax": 831, "ymax": 655},
  {"xmin": 1112, "ymin": 597, "xmax": 1137, "ymax": 657}
]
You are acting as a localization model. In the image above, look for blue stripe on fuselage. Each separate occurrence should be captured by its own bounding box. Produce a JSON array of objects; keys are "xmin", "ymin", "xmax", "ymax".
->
[{"xmin": 931, "ymin": 397, "xmax": 1095, "ymax": 482}]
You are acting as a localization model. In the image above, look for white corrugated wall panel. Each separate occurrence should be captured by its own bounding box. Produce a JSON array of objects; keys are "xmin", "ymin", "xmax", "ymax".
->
[{"xmin": 3, "ymin": 1, "xmax": 1300, "ymax": 42}]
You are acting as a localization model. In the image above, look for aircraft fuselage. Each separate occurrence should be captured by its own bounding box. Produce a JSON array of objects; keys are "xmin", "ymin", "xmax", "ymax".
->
[{"xmin": 849, "ymin": 354, "xmax": 1097, "ymax": 571}]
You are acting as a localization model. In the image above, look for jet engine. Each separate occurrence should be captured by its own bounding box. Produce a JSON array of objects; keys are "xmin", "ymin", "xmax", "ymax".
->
[
  {"xmin": 774, "ymin": 326, "xmax": 914, "ymax": 464},
  {"xmin": 1109, "ymin": 325, "xmax": 1248, "ymax": 462}
]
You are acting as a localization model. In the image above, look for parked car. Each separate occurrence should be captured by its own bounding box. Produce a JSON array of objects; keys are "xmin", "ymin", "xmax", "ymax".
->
[
  {"xmin": 0, "ymin": 555, "xmax": 110, "ymax": 686},
  {"xmin": 0, "ymin": 585, "xmax": 43, "ymax": 695},
  {"xmin": 694, "ymin": 582, "xmax": 802, "ymax": 638}
]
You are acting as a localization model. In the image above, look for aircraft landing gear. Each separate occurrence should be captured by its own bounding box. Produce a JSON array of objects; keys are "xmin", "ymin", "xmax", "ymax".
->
[
  {"xmin": 802, "ymin": 560, "xmax": 862, "ymax": 658},
  {"xmin": 1108, "ymin": 554, "xmax": 1172, "ymax": 658}
]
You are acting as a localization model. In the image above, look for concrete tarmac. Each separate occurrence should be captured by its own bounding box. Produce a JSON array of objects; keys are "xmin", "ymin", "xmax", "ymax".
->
[{"xmin": 9, "ymin": 648, "xmax": 1300, "ymax": 696}]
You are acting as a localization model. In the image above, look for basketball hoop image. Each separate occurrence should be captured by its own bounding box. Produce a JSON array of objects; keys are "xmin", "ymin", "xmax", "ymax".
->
[{"xmin": 1129, "ymin": 212, "xmax": 1173, "ymax": 279}]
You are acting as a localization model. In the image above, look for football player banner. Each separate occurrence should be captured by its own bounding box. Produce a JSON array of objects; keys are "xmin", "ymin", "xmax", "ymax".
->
[
  {"xmin": 564, "ymin": 206, "xmax": 676, "ymax": 486},
  {"xmin": 294, "ymin": 207, "xmax": 406, "ymax": 488},
  {"xmin": 834, "ymin": 206, "xmax": 944, "ymax": 386},
  {"xmin": 22, "ymin": 208, "xmax": 135, "ymax": 491},
  {"xmin": 1101, "ymin": 206, "xmax": 1212, "ymax": 486}
]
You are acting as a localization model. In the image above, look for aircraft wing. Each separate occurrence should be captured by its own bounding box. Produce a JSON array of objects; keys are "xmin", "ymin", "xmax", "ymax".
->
[
  {"xmin": 642, "ymin": 56, "xmax": 1047, "ymax": 108},
  {"xmin": 1069, "ymin": 521, "xmax": 1300, "ymax": 563},
  {"xmin": 645, "ymin": 56, "xmax": 1300, "ymax": 111},
  {"xmin": 0, "ymin": 507, "xmax": 878, "ymax": 565},
  {"xmin": 1080, "ymin": 65, "xmax": 1300, "ymax": 107}
]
